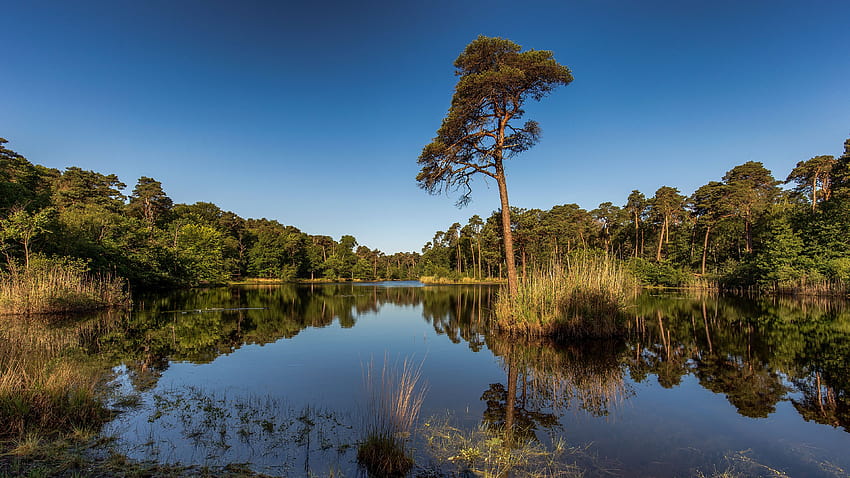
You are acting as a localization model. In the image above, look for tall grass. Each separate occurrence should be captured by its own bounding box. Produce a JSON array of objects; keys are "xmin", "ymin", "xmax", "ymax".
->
[
  {"xmin": 495, "ymin": 253, "xmax": 638, "ymax": 338},
  {"xmin": 358, "ymin": 355, "xmax": 427, "ymax": 476},
  {"xmin": 0, "ymin": 262, "xmax": 130, "ymax": 315},
  {"xmin": 0, "ymin": 315, "xmax": 117, "ymax": 438}
]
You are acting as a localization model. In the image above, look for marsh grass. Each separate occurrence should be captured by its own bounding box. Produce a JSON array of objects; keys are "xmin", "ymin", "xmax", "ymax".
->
[
  {"xmin": 358, "ymin": 355, "xmax": 427, "ymax": 477},
  {"xmin": 0, "ymin": 262, "xmax": 130, "ymax": 315},
  {"xmin": 495, "ymin": 253, "xmax": 638, "ymax": 338}
]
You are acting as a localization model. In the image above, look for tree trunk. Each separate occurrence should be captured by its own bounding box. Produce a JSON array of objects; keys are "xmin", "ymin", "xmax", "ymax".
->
[
  {"xmin": 633, "ymin": 212, "xmax": 640, "ymax": 257},
  {"xmin": 812, "ymin": 176, "xmax": 817, "ymax": 212},
  {"xmin": 701, "ymin": 224, "xmax": 711, "ymax": 275},
  {"xmin": 477, "ymin": 239, "xmax": 482, "ymax": 279},
  {"xmin": 655, "ymin": 217, "xmax": 666, "ymax": 261},
  {"xmin": 495, "ymin": 164, "xmax": 518, "ymax": 296}
]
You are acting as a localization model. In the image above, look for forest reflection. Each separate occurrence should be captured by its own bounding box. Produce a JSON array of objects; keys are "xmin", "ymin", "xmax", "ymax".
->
[{"xmin": 62, "ymin": 283, "xmax": 850, "ymax": 435}]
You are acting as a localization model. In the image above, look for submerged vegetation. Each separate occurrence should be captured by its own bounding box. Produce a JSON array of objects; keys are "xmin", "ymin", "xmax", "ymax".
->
[{"xmin": 494, "ymin": 253, "xmax": 637, "ymax": 338}]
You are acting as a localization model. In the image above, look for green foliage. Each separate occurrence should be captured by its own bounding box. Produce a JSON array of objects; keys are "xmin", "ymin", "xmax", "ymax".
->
[{"xmin": 627, "ymin": 257, "xmax": 689, "ymax": 287}]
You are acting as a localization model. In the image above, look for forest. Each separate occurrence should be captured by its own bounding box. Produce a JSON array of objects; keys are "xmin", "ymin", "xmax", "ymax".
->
[
  {"xmin": 420, "ymin": 136, "xmax": 850, "ymax": 291},
  {"xmin": 2, "ymin": 135, "xmax": 849, "ymax": 292},
  {"xmin": 0, "ymin": 138, "xmax": 420, "ymax": 289}
]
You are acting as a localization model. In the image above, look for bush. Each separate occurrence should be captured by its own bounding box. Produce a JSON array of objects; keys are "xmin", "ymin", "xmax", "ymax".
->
[{"xmin": 627, "ymin": 258, "xmax": 689, "ymax": 287}]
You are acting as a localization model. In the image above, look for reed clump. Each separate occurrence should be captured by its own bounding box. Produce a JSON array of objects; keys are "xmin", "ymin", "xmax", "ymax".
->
[
  {"xmin": 358, "ymin": 355, "xmax": 427, "ymax": 477},
  {"xmin": 0, "ymin": 260, "xmax": 130, "ymax": 315},
  {"xmin": 495, "ymin": 254, "xmax": 638, "ymax": 338}
]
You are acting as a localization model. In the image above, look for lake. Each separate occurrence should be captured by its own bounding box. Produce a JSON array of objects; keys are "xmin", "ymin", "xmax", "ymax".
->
[{"xmin": 86, "ymin": 283, "xmax": 850, "ymax": 477}]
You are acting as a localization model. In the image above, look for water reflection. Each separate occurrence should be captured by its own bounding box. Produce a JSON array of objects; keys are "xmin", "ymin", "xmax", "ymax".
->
[
  {"xmin": 7, "ymin": 283, "xmax": 849, "ymax": 475},
  {"xmin": 105, "ymin": 284, "xmax": 850, "ymax": 436}
]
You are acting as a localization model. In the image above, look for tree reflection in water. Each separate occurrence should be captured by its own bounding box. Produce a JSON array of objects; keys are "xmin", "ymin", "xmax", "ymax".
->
[{"xmin": 32, "ymin": 284, "xmax": 845, "ymax": 442}]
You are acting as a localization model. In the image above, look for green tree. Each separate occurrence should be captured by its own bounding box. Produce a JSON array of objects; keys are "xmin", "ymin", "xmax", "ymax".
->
[
  {"xmin": 174, "ymin": 223, "xmax": 227, "ymax": 284},
  {"xmin": 416, "ymin": 35, "xmax": 573, "ymax": 296},
  {"xmin": 0, "ymin": 206, "xmax": 56, "ymax": 269},
  {"xmin": 691, "ymin": 181, "xmax": 734, "ymax": 274},
  {"xmin": 53, "ymin": 167, "xmax": 126, "ymax": 213},
  {"xmin": 650, "ymin": 186, "xmax": 685, "ymax": 261},
  {"xmin": 722, "ymin": 161, "xmax": 779, "ymax": 253},
  {"xmin": 127, "ymin": 176, "xmax": 173, "ymax": 228},
  {"xmin": 786, "ymin": 155, "xmax": 836, "ymax": 212},
  {"xmin": 625, "ymin": 190, "xmax": 647, "ymax": 258},
  {"xmin": 0, "ymin": 138, "xmax": 57, "ymax": 211}
]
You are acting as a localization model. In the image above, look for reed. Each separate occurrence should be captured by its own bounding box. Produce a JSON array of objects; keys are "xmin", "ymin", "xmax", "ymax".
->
[
  {"xmin": 0, "ymin": 263, "xmax": 130, "ymax": 315},
  {"xmin": 358, "ymin": 355, "xmax": 427, "ymax": 476},
  {"xmin": 495, "ymin": 253, "xmax": 638, "ymax": 338}
]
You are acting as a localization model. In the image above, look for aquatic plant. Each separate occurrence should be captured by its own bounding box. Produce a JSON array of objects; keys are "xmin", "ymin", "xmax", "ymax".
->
[
  {"xmin": 495, "ymin": 253, "xmax": 638, "ymax": 338},
  {"xmin": 358, "ymin": 355, "xmax": 427, "ymax": 476}
]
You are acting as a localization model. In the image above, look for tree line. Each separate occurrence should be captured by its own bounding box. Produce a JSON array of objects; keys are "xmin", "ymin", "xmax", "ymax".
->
[
  {"xmin": 419, "ymin": 136, "xmax": 850, "ymax": 289},
  {"xmin": 0, "ymin": 138, "xmax": 421, "ymax": 287}
]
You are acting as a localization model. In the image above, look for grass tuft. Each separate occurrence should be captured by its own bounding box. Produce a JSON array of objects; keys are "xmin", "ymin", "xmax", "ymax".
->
[
  {"xmin": 358, "ymin": 355, "xmax": 427, "ymax": 476},
  {"xmin": 495, "ymin": 253, "xmax": 638, "ymax": 338}
]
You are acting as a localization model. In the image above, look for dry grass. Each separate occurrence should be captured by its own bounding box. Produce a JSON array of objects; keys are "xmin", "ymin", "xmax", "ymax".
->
[
  {"xmin": 358, "ymin": 355, "xmax": 427, "ymax": 476},
  {"xmin": 495, "ymin": 254, "xmax": 638, "ymax": 338},
  {"xmin": 0, "ymin": 265, "xmax": 130, "ymax": 315}
]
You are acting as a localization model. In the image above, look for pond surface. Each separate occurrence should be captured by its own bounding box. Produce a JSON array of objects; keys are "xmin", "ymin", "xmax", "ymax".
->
[{"xmin": 94, "ymin": 283, "xmax": 850, "ymax": 477}]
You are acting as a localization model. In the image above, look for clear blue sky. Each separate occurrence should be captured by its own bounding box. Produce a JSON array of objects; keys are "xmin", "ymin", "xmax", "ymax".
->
[{"xmin": 2, "ymin": 0, "xmax": 848, "ymax": 253}]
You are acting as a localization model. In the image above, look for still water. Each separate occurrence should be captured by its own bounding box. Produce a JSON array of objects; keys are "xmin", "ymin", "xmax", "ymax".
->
[{"xmin": 98, "ymin": 283, "xmax": 849, "ymax": 477}]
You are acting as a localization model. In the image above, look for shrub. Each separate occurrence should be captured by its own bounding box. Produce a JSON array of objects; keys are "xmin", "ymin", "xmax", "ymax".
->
[{"xmin": 626, "ymin": 257, "xmax": 689, "ymax": 287}]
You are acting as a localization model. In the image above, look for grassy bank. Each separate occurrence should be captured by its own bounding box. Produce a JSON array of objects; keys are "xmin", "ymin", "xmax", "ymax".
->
[
  {"xmin": 0, "ymin": 261, "xmax": 130, "ymax": 315},
  {"xmin": 419, "ymin": 275, "xmax": 505, "ymax": 285},
  {"xmin": 495, "ymin": 254, "xmax": 638, "ymax": 338}
]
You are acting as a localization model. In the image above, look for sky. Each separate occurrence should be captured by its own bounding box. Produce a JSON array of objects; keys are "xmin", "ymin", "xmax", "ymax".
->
[{"xmin": 1, "ymin": 0, "xmax": 848, "ymax": 253}]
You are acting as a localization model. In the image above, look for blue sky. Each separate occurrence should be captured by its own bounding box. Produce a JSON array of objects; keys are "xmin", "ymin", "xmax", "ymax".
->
[{"xmin": 2, "ymin": 0, "xmax": 848, "ymax": 253}]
